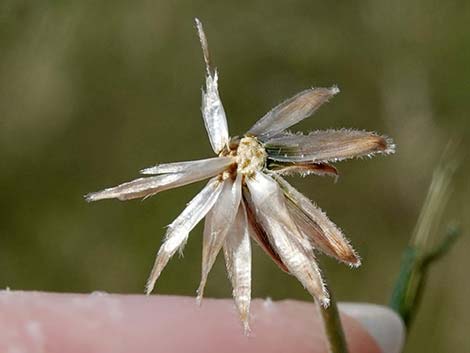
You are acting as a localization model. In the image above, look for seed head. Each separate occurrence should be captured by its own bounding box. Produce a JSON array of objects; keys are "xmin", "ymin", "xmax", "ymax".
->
[{"xmin": 85, "ymin": 18, "xmax": 395, "ymax": 332}]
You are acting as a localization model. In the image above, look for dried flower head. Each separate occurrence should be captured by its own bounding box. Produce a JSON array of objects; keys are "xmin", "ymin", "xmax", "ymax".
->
[{"xmin": 86, "ymin": 18, "xmax": 395, "ymax": 332}]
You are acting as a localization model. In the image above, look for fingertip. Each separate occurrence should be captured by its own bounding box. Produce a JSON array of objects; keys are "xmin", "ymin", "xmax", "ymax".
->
[
  {"xmin": 0, "ymin": 292, "xmax": 385, "ymax": 353},
  {"xmin": 340, "ymin": 303, "xmax": 405, "ymax": 353}
]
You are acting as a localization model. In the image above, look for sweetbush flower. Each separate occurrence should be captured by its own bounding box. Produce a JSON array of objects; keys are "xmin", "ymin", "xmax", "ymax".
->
[{"xmin": 86, "ymin": 18, "xmax": 395, "ymax": 331}]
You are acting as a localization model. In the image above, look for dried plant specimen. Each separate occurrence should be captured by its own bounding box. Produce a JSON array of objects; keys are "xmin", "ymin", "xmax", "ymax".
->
[{"xmin": 86, "ymin": 18, "xmax": 395, "ymax": 332}]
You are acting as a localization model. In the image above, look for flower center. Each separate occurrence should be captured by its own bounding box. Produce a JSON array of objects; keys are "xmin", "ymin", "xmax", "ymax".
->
[{"xmin": 235, "ymin": 136, "xmax": 267, "ymax": 176}]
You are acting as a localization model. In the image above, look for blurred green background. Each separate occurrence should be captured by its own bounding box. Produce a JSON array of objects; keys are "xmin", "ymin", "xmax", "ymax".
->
[{"xmin": 0, "ymin": 0, "xmax": 469, "ymax": 351}]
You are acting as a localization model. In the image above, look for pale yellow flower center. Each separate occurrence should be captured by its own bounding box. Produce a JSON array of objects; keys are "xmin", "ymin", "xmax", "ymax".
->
[{"xmin": 235, "ymin": 136, "xmax": 267, "ymax": 176}]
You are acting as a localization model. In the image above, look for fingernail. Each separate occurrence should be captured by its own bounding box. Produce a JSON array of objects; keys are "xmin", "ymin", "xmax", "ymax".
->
[{"xmin": 339, "ymin": 303, "xmax": 405, "ymax": 353}]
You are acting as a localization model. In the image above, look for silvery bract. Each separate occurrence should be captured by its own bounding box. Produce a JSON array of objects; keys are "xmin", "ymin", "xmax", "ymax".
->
[{"xmin": 86, "ymin": 18, "xmax": 395, "ymax": 332}]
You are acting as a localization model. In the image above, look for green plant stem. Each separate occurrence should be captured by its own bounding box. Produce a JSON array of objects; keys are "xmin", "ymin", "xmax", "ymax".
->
[
  {"xmin": 317, "ymin": 284, "xmax": 349, "ymax": 353},
  {"xmin": 389, "ymin": 138, "xmax": 463, "ymax": 329},
  {"xmin": 390, "ymin": 226, "xmax": 461, "ymax": 327}
]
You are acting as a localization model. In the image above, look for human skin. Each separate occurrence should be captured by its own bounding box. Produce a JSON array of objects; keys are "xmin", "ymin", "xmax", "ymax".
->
[{"xmin": 0, "ymin": 291, "xmax": 400, "ymax": 353}]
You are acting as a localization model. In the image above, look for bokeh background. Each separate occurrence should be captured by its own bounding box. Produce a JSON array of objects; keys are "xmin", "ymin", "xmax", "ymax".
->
[{"xmin": 0, "ymin": 1, "xmax": 469, "ymax": 351}]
